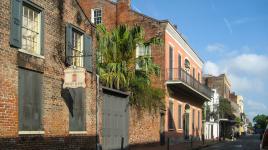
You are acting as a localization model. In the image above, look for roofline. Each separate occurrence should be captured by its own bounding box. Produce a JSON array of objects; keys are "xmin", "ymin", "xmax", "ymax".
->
[
  {"xmin": 75, "ymin": 0, "xmax": 96, "ymax": 28},
  {"xmin": 164, "ymin": 21, "xmax": 204, "ymax": 63},
  {"xmin": 105, "ymin": 0, "xmax": 204, "ymax": 64}
]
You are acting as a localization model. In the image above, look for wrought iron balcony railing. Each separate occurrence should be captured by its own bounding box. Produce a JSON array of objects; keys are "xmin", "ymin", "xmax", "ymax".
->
[{"xmin": 166, "ymin": 68, "xmax": 212, "ymax": 98}]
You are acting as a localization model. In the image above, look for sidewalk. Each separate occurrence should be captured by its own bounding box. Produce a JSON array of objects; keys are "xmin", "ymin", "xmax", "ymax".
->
[{"xmin": 130, "ymin": 140, "xmax": 219, "ymax": 150}]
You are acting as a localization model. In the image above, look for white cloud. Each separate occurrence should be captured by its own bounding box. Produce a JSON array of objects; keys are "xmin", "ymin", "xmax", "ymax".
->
[
  {"xmin": 204, "ymin": 53, "xmax": 268, "ymax": 93},
  {"xmin": 228, "ymin": 54, "xmax": 268, "ymax": 78},
  {"xmin": 233, "ymin": 18, "xmax": 252, "ymax": 25},
  {"xmin": 203, "ymin": 61, "xmax": 220, "ymax": 76},
  {"xmin": 224, "ymin": 18, "xmax": 233, "ymax": 34},
  {"xmin": 246, "ymin": 100, "xmax": 267, "ymax": 111},
  {"xmin": 229, "ymin": 74, "xmax": 264, "ymax": 93},
  {"xmin": 206, "ymin": 43, "xmax": 225, "ymax": 52}
]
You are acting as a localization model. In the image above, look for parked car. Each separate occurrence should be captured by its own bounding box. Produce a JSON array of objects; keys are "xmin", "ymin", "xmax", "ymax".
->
[{"xmin": 260, "ymin": 125, "xmax": 268, "ymax": 150}]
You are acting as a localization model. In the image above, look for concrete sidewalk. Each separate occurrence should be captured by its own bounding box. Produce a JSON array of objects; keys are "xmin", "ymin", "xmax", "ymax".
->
[{"xmin": 130, "ymin": 140, "xmax": 219, "ymax": 150}]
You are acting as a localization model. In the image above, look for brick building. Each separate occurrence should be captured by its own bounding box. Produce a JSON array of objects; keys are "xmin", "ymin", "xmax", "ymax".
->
[
  {"xmin": 79, "ymin": 0, "xmax": 211, "ymax": 147},
  {"xmin": 0, "ymin": 0, "xmax": 97, "ymax": 149},
  {"xmin": 203, "ymin": 74, "xmax": 231, "ymax": 100}
]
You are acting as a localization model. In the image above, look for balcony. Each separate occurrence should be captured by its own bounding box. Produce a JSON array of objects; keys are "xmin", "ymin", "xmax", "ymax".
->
[{"xmin": 166, "ymin": 68, "xmax": 212, "ymax": 101}]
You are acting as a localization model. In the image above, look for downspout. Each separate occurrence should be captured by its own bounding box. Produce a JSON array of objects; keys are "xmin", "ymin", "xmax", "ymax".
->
[{"xmin": 96, "ymin": 74, "xmax": 100, "ymax": 149}]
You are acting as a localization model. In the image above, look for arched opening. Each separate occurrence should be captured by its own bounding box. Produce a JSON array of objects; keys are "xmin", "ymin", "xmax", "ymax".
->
[{"xmin": 184, "ymin": 104, "xmax": 190, "ymax": 139}]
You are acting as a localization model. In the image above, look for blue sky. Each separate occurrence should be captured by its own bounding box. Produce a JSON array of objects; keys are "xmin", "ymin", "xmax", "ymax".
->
[{"xmin": 131, "ymin": 0, "xmax": 268, "ymax": 122}]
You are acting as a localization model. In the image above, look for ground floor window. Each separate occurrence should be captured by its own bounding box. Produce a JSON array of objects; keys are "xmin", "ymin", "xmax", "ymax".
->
[
  {"xmin": 168, "ymin": 99, "xmax": 174, "ymax": 130},
  {"xmin": 192, "ymin": 109, "xmax": 195, "ymax": 133},
  {"xmin": 178, "ymin": 104, "xmax": 182, "ymax": 129},
  {"xmin": 19, "ymin": 68, "xmax": 43, "ymax": 131},
  {"xmin": 68, "ymin": 88, "xmax": 86, "ymax": 131}
]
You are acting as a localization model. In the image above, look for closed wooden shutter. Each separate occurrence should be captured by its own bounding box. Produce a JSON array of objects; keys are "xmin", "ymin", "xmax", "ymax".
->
[
  {"xmin": 169, "ymin": 46, "xmax": 173, "ymax": 80},
  {"xmin": 19, "ymin": 68, "xmax": 42, "ymax": 131},
  {"xmin": 168, "ymin": 100, "xmax": 174, "ymax": 129},
  {"xmin": 10, "ymin": 0, "xmax": 22, "ymax": 48},
  {"xmin": 83, "ymin": 34, "xmax": 93, "ymax": 72},
  {"xmin": 69, "ymin": 88, "xmax": 85, "ymax": 131},
  {"xmin": 66, "ymin": 24, "xmax": 73, "ymax": 66},
  {"xmin": 40, "ymin": 12, "xmax": 45, "ymax": 55},
  {"xmin": 178, "ymin": 105, "xmax": 182, "ymax": 129}
]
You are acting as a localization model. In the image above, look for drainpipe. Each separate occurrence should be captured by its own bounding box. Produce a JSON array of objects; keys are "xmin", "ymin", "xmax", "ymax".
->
[{"xmin": 96, "ymin": 74, "xmax": 100, "ymax": 149}]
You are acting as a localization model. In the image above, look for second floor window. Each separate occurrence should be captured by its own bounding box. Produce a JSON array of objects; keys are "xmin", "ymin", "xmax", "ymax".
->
[
  {"xmin": 136, "ymin": 45, "xmax": 151, "ymax": 69},
  {"xmin": 185, "ymin": 59, "xmax": 190, "ymax": 73},
  {"xmin": 168, "ymin": 100, "xmax": 174, "ymax": 130},
  {"xmin": 91, "ymin": 8, "xmax": 102, "ymax": 24},
  {"xmin": 72, "ymin": 31, "xmax": 84, "ymax": 67},
  {"xmin": 22, "ymin": 5, "xmax": 41, "ymax": 54}
]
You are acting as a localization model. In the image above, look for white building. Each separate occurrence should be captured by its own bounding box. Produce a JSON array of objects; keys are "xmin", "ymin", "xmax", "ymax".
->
[{"xmin": 204, "ymin": 89, "xmax": 220, "ymax": 140}]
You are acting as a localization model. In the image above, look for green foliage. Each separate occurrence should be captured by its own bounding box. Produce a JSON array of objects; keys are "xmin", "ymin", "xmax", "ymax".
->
[
  {"xmin": 235, "ymin": 117, "xmax": 243, "ymax": 126},
  {"xmin": 96, "ymin": 24, "xmax": 164, "ymax": 111},
  {"xmin": 253, "ymin": 114, "xmax": 268, "ymax": 129},
  {"xmin": 219, "ymin": 98, "xmax": 235, "ymax": 120},
  {"xmin": 129, "ymin": 76, "xmax": 165, "ymax": 111}
]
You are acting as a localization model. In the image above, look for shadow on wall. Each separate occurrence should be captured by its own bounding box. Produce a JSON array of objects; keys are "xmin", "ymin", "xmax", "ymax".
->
[{"xmin": 0, "ymin": 135, "xmax": 96, "ymax": 150}]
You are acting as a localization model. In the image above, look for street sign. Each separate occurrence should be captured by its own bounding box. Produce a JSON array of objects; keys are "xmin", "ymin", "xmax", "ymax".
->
[{"xmin": 63, "ymin": 66, "xmax": 86, "ymax": 88}]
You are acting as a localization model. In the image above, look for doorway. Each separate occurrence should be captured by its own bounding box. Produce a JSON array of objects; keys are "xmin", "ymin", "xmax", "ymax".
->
[{"xmin": 184, "ymin": 104, "xmax": 190, "ymax": 139}]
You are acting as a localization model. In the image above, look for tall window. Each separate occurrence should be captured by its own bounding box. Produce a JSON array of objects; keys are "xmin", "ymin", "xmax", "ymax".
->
[
  {"xmin": 193, "ymin": 68, "xmax": 195, "ymax": 79},
  {"xmin": 198, "ymin": 111, "xmax": 200, "ymax": 130},
  {"xmin": 136, "ymin": 45, "xmax": 151, "ymax": 69},
  {"xmin": 91, "ymin": 8, "xmax": 102, "ymax": 24},
  {"xmin": 72, "ymin": 30, "xmax": 84, "ymax": 67},
  {"xmin": 192, "ymin": 109, "xmax": 195, "ymax": 133},
  {"xmin": 198, "ymin": 73, "xmax": 200, "ymax": 82},
  {"xmin": 178, "ymin": 105, "xmax": 182, "ymax": 129},
  {"xmin": 22, "ymin": 5, "xmax": 41, "ymax": 54},
  {"xmin": 19, "ymin": 68, "xmax": 42, "ymax": 131},
  {"xmin": 169, "ymin": 46, "xmax": 173, "ymax": 80},
  {"xmin": 168, "ymin": 100, "xmax": 174, "ymax": 130},
  {"xmin": 65, "ymin": 24, "xmax": 93, "ymax": 72},
  {"xmin": 178, "ymin": 54, "xmax": 181, "ymax": 78},
  {"xmin": 69, "ymin": 88, "xmax": 86, "ymax": 131},
  {"xmin": 185, "ymin": 59, "xmax": 190, "ymax": 73}
]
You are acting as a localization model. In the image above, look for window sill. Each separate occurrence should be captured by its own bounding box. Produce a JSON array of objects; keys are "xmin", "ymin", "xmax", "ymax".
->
[
  {"xmin": 69, "ymin": 131, "xmax": 87, "ymax": 134},
  {"xmin": 168, "ymin": 129, "xmax": 175, "ymax": 131},
  {"xmin": 19, "ymin": 49, "xmax": 44, "ymax": 59},
  {"xmin": 19, "ymin": 131, "xmax": 45, "ymax": 135}
]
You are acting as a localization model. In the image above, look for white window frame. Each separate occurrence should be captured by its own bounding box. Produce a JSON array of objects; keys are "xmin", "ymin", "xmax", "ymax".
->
[
  {"xmin": 20, "ymin": 4, "xmax": 42, "ymax": 56},
  {"xmin": 91, "ymin": 8, "xmax": 102, "ymax": 24},
  {"xmin": 72, "ymin": 29, "xmax": 84, "ymax": 67},
  {"xmin": 135, "ymin": 45, "xmax": 151, "ymax": 70}
]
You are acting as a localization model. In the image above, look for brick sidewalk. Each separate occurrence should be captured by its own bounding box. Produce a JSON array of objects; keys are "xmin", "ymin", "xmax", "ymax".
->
[{"xmin": 130, "ymin": 140, "xmax": 219, "ymax": 150}]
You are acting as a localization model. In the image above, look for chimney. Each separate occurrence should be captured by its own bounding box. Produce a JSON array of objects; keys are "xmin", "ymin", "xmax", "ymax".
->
[{"xmin": 117, "ymin": 0, "xmax": 131, "ymax": 8}]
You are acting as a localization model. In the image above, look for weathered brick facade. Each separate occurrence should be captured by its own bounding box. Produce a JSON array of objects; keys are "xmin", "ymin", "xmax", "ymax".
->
[
  {"xmin": 79, "ymin": 0, "xmax": 166, "ymax": 147},
  {"xmin": 0, "ymin": 0, "xmax": 97, "ymax": 149},
  {"xmin": 203, "ymin": 74, "xmax": 231, "ymax": 100}
]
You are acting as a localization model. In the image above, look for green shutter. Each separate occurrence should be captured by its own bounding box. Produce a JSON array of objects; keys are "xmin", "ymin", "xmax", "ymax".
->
[
  {"xmin": 66, "ymin": 24, "xmax": 73, "ymax": 66},
  {"xmin": 10, "ymin": 0, "xmax": 22, "ymax": 48},
  {"xmin": 40, "ymin": 12, "xmax": 44, "ymax": 55},
  {"xmin": 83, "ymin": 34, "xmax": 93, "ymax": 72}
]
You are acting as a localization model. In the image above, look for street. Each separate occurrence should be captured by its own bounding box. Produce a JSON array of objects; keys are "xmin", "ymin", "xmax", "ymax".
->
[{"xmin": 201, "ymin": 134, "xmax": 261, "ymax": 150}]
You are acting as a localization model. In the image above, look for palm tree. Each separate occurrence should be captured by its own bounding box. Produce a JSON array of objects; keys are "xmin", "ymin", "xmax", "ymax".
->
[{"xmin": 96, "ymin": 24, "xmax": 161, "ymax": 90}]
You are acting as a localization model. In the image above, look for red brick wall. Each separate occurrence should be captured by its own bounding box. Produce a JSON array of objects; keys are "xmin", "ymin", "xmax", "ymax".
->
[
  {"xmin": 78, "ymin": 0, "xmax": 117, "ymax": 31},
  {"xmin": 78, "ymin": 0, "xmax": 167, "ymax": 146},
  {"xmin": 0, "ymin": 0, "xmax": 97, "ymax": 149}
]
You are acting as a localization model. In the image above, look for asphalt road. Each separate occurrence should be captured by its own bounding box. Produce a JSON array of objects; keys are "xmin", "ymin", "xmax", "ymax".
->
[{"xmin": 201, "ymin": 134, "xmax": 261, "ymax": 150}]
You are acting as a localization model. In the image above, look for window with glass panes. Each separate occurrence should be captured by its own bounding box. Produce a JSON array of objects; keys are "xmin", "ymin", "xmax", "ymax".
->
[
  {"xmin": 168, "ymin": 100, "xmax": 174, "ymax": 130},
  {"xmin": 178, "ymin": 105, "xmax": 182, "ymax": 129},
  {"xmin": 192, "ymin": 109, "xmax": 195, "ymax": 132},
  {"xmin": 72, "ymin": 30, "xmax": 83, "ymax": 67},
  {"xmin": 22, "ymin": 5, "xmax": 41, "ymax": 54},
  {"xmin": 136, "ymin": 45, "xmax": 151, "ymax": 69},
  {"xmin": 94, "ymin": 9, "xmax": 102, "ymax": 24},
  {"xmin": 198, "ymin": 111, "xmax": 200, "ymax": 129}
]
